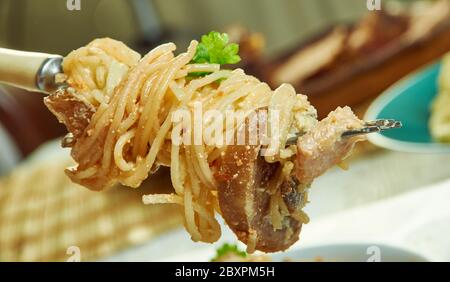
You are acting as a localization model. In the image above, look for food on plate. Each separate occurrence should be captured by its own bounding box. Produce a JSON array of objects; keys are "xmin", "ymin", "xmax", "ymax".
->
[
  {"xmin": 270, "ymin": 10, "xmax": 409, "ymax": 87},
  {"xmin": 430, "ymin": 53, "xmax": 450, "ymax": 142},
  {"xmin": 266, "ymin": 1, "xmax": 450, "ymax": 117},
  {"xmin": 44, "ymin": 32, "xmax": 366, "ymax": 252},
  {"xmin": 271, "ymin": 1, "xmax": 450, "ymax": 88}
]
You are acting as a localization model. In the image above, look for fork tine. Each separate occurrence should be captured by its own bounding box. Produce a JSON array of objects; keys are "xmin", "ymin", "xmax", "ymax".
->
[
  {"xmin": 285, "ymin": 119, "xmax": 402, "ymax": 145},
  {"xmin": 364, "ymin": 119, "xmax": 402, "ymax": 130},
  {"xmin": 341, "ymin": 126, "xmax": 380, "ymax": 138}
]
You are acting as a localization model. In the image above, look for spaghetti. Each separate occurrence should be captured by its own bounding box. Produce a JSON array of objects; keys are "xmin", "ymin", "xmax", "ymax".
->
[{"xmin": 45, "ymin": 36, "xmax": 319, "ymax": 245}]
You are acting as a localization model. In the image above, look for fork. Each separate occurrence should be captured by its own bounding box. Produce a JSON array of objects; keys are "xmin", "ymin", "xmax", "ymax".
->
[{"xmin": 0, "ymin": 48, "xmax": 64, "ymax": 94}]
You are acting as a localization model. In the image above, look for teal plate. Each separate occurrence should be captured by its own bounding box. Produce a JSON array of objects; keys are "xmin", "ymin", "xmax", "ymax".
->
[{"xmin": 365, "ymin": 61, "xmax": 450, "ymax": 153}]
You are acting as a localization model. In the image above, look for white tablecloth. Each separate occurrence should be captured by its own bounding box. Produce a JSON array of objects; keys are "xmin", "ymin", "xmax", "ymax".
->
[{"xmin": 294, "ymin": 177, "xmax": 450, "ymax": 261}]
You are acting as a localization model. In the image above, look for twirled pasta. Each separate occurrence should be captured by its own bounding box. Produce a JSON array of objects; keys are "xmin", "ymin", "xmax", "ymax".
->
[{"xmin": 46, "ymin": 37, "xmax": 361, "ymax": 249}]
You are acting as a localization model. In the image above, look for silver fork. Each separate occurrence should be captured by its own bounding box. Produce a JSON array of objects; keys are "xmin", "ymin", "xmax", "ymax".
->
[{"xmin": 286, "ymin": 119, "xmax": 402, "ymax": 145}]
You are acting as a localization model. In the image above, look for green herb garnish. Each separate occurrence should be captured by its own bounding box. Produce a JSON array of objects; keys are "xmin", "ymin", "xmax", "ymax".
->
[
  {"xmin": 211, "ymin": 243, "xmax": 247, "ymax": 261},
  {"xmin": 191, "ymin": 31, "xmax": 241, "ymax": 65}
]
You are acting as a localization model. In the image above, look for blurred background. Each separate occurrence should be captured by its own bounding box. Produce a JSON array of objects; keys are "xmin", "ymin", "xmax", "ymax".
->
[
  {"xmin": 0, "ymin": 0, "xmax": 368, "ymax": 168},
  {"xmin": 1, "ymin": 0, "xmax": 450, "ymax": 262},
  {"xmin": 0, "ymin": 0, "xmax": 368, "ymax": 57}
]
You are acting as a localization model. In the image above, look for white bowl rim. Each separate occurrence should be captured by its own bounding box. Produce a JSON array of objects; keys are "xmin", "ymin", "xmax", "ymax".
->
[{"xmin": 274, "ymin": 241, "xmax": 432, "ymax": 262}]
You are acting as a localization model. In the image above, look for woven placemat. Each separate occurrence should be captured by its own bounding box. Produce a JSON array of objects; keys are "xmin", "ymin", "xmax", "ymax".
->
[{"xmin": 0, "ymin": 154, "xmax": 183, "ymax": 262}]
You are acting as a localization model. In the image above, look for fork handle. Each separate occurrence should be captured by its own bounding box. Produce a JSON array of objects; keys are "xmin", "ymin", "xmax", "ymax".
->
[{"xmin": 0, "ymin": 48, "xmax": 63, "ymax": 94}]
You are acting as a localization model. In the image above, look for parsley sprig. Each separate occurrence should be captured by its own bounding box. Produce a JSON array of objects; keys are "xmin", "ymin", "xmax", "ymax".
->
[
  {"xmin": 211, "ymin": 243, "xmax": 247, "ymax": 261},
  {"xmin": 191, "ymin": 31, "xmax": 241, "ymax": 65},
  {"xmin": 188, "ymin": 31, "xmax": 241, "ymax": 79}
]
